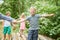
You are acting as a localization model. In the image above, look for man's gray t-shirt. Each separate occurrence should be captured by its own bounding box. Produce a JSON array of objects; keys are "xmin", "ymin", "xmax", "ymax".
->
[{"xmin": 26, "ymin": 14, "xmax": 40, "ymax": 30}]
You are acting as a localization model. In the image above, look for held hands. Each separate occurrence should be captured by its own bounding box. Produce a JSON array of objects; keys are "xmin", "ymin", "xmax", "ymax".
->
[
  {"xmin": 12, "ymin": 20, "xmax": 17, "ymax": 24},
  {"xmin": 12, "ymin": 20, "xmax": 21, "ymax": 23},
  {"xmin": 12, "ymin": 19, "xmax": 21, "ymax": 25}
]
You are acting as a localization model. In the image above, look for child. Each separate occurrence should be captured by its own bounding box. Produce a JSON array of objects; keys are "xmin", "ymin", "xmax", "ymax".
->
[
  {"xmin": 18, "ymin": 7, "xmax": 54, "ymax": 40},
  {"xmin": 2, "ymin": 11, "xmax": 12, "ymax": 40},
  {"xmin": 19, "ymin": 13, "xmax": 26, "ymax": 40}
]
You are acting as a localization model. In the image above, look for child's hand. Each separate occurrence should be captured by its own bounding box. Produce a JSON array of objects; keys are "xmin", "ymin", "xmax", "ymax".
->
[
  {"xmin": 12, "ymin": 24, "xmax": 16, "ymax": 30},
  {"xmin": 13, "ymin": 27, "xmax": 16, "ymax": 30}
]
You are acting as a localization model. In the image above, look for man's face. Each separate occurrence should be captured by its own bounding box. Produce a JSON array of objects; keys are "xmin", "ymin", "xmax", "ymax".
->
[{"xmin": 30, "ymin": 7, "xmax": 36, "ymax": 16}]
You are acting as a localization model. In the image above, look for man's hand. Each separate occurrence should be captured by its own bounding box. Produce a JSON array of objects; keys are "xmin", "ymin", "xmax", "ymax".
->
[
  {"xmin": 12, "ymin": 20, "xmax": 17, "ymax": 24},
  {"xmin": 41, "ymin": 13, "xmax": 54, "ymax": 17},
  {"xmin": 49, "ymin": 14, "xmax": 54, "ymax": 16}
]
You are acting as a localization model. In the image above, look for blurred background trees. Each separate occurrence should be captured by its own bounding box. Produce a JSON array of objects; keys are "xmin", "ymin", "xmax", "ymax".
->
[{"xmin": 0, "ymin": 0, "xmax": 60, "ymax": 39}]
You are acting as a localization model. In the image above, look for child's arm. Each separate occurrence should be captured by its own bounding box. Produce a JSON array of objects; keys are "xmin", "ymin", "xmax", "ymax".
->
[
  {"xmin": 11, "ymin": 22, "xmax": 16, "ymax": 30},
  {"xmin": 2, "ymin": 20, "xmax": 4, "ymax": 27},
  {"xmin": 17, "ymin": 19, "xmax": 26, "ymax": 23},
  {"xmin": 0, "ymin": 13, "xmax": 15, "ymax": 22},
  {"xmin": 0, "ymin": 13, "xmax": 17, "ymax": 24},
  {"xmin": 17, "ymin": 16, "xmax": 30, "ymax": 23}
]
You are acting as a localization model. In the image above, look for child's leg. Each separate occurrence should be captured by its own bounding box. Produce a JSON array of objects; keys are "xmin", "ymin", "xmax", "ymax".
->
[
  {"xmin": 8, "ymin": 35, "xmax": 11, "ymax": 40},
  {"xmin": 20, "ymin": 29, "xmax": 26, "ymax": 40},
  {"xmin": 3, "ymin": 27, "xmax": 7, "ymax": 40},
  {"xmin": 3, "ymin": 35, "xmax": 6, "ymax": 40},
  {"xmin": 20, "ymin": 30, "xmax": 23, "ymax": 34},
  {"xmin": 33, "ymin": 30, "xmax": 38, "ymax": 40},
  {"xmin": 20, "ymin": 30, "xmax": 24, "ymax": 38},
  {"xmin": 20, "ymin": 29, "xmax": 23, "ymax": 37},
  {"xmin": 22, "ymin": 35, "xmax": 26, "ymax": 40},
  {"xmin": 7, "ymin": 27, "xmax": 11, "ymax": 40}
]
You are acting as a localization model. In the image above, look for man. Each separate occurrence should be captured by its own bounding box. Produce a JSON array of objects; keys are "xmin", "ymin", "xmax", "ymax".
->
[{"xmin": 18, "ymin": 7, "xmax": 54, "ymax": 40}]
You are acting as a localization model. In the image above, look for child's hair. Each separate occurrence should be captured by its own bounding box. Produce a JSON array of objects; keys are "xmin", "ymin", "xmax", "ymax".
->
[
  {"xmin": 20, "ymin": 13, "xmax": 25, "ymax": 18},
  {"xmin": 6, "ymin": 11, "xmax": 11, "ymax": 15}
]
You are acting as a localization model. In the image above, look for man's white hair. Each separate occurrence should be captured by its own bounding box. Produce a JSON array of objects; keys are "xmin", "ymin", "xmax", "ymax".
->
[{"xmin": 30, "ymin": 6, "xmax": 36, "ymax": 10}]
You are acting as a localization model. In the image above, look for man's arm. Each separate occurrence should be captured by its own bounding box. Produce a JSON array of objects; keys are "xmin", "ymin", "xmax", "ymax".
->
[
  {"xmin": 17, "ymin": 16, "xmax": 30, "ymax": 23},
  {"xmin": 40, "ymin": 14, "xmax": 54, "ymax": 17},
  {"xmin": 0, "ymin": 13, "xmax": 14, "ymax": 22}
]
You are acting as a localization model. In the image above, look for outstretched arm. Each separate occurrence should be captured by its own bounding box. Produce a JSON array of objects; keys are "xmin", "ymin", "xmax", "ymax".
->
[
  {"xmin": 17, "ymin": 16, "xmax": 30, "ymax": 23},
  {"xmin": 17, "ymin": 19, "xmax": 26, "ymax": 23},
  {"xmin": 0, "ymin": 13, "xmax": 15, "ymax": 22},
  {"xmin": 40, "ymin": 14, "xmax": 54, "ymax": 17}
]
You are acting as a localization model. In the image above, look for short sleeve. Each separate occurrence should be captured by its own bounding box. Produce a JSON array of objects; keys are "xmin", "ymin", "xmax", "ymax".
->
[
  {"xmin": 36, "ymin": 14, "xmax": 41, "ymax": 18},
  {"xmin": 26, "ymin": 16, "xmax": 31, "ymax": 21}
]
